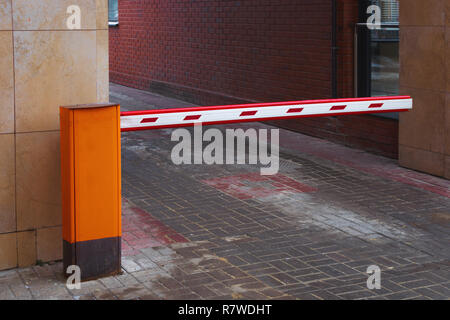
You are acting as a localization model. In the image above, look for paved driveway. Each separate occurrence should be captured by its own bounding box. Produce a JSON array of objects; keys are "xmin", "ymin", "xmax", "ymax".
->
[{"xmin": 1, "ymin": 83, "xmax": 449, "ymax": 300}]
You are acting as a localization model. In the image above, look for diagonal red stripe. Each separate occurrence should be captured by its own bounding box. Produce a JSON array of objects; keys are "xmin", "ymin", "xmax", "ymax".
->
[
  {"xmin": 369, "ymin": 103, "xmax": 384, "ymax": 108},
  {"xmin": 330, "ymin": 105, "xmax": 347, "ymax": 111},
  {"xmin": 184, "ymin": 115, "xmax": 201, "ymax": 121},
  {"xmin": 140, "ymin": 117, "xmax": 158, "ymax": 123},
  {"xmin": 287, "ymin": 108, "xmax": 304, "ymax": 113},
  {"xmin": 240, "ymin": 111, "xmax": 257, "ymax": 117}
]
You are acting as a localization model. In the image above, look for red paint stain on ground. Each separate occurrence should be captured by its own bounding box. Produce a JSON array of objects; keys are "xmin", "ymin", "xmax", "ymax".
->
[
  {"xmin": 122, "ymin": 200, "xmax": 189, "ymax": 256},
  {"xmin": 202, "ymin": 173, "xmax": 317, "ymax": 200}
]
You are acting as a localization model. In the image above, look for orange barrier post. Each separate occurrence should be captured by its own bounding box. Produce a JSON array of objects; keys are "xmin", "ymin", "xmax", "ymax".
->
[{"xmin": 60, "ymin": 104, "xmax": 122, "ymax": 281}]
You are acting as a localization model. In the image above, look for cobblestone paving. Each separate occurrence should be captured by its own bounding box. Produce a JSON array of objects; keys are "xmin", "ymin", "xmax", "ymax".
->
[{"xmin": 1, "ymin": 83, "xmax": 449, "ymax": 300}]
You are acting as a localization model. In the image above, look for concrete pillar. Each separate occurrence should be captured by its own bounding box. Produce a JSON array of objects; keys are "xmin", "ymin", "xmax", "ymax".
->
[
  {"xmin": 399, "ymin": 0, "xmax": 450, "ymax": 178},
  {"xmin": 0, "ymin": 0, "xmax": 109, "ymax": 271}
]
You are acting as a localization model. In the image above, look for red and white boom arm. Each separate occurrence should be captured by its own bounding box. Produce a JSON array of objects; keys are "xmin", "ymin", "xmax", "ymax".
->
[{"xmin": 120, "ymin": 96, "xmax": 412, "ymax": 132}]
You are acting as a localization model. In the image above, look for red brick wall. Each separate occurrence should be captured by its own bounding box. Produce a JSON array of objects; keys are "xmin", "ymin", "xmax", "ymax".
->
[
  {"xmin": 110, "ymin": 0, "xmax": 333, "ymax": 103},
  {"xmin": 109, "ymin": 0, "xmax": 399, "ymax": 159}
]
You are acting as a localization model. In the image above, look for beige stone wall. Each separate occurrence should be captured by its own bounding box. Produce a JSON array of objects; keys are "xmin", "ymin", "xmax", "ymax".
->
[
  {"xmin": 399, "ymin": 0, "xmax": 450, "ymax": 178},
  {"xmin": 0, "ymin": 0, "xmax": 109, "ymax": 271}
]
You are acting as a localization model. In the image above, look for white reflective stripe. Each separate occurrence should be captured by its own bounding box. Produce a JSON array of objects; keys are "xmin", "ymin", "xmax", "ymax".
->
[{"xmin": 120, "ymin": 98, "xmax": 412, "ymax": 130}]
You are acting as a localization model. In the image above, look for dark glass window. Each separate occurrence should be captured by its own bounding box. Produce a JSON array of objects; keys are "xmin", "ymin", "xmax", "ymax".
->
[
  {"xmin": 356, "ymin": 0, "xmax": 399, "ymax": 119},
  {"xmin": 108, "ymin": 0, "xmax": 118, "ymax": 25}
]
